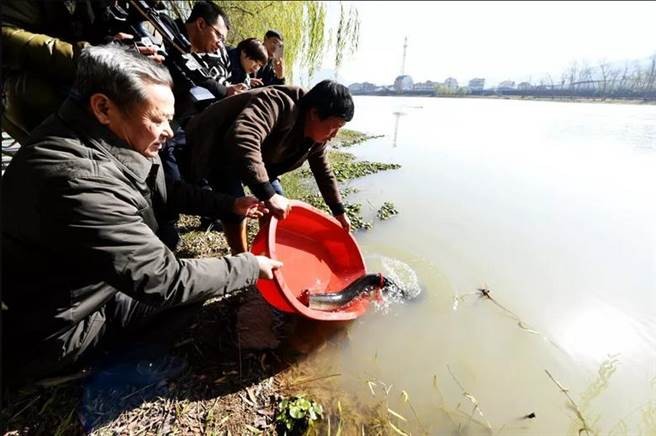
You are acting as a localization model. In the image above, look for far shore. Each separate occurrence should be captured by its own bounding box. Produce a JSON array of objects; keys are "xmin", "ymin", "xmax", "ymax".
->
[{"xmin": 352, "ymin": 93, "xmax": 656, "ymax": 105}]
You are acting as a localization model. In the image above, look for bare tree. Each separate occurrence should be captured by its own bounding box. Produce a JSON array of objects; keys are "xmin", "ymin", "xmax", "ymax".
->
[
  {"xmin": 618, "ymin": 62, "xmax": 631, "ymax": 94},
  {"xmin": 566, "ymin": 60, "xmax": 578, "ymax": 93},
  {"xmin": 645, "ymin": 53, "xmax": 656, "ymax": 93},
  {"xmin": 607, "ymin": 67, "xmax": 621, "ymax": 97},
  {"xmin": 631, "ymin": 61, "xmax": 644, "ymax": 93},
  {"xmin": 578, "ymin": 62, "xmax": 593, "ymax": 82},
  {"xmin": 598, "ymin": 59, "xmax": 611, "ymax": 99}
]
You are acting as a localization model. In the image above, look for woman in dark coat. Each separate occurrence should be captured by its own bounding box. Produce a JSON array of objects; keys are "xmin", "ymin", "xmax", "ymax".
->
[{"xmin": 227, "ymin": 37, "xmax": 268, "ymax": 88}]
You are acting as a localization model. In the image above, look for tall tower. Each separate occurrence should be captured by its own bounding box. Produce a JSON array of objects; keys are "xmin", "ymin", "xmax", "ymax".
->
[{"xmin": 400, "ymin": 36, "xmax": 408, "ymax": 76}]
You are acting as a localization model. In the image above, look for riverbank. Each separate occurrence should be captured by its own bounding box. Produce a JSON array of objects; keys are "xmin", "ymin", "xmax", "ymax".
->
[{"xmin": 1, "ymin": 129, "xmax": 401, "ymax": 435}]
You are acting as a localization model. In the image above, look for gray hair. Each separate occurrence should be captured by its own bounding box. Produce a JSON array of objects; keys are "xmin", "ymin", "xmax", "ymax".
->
[{"xmin": 73, "ymin": 44, "xmax": 172, "ymax": 111}]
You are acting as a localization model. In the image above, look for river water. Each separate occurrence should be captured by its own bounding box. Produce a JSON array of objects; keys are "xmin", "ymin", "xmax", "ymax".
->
[{"xmin": 292, "ymin": 96, "xmax": 656, "ymax": 435}]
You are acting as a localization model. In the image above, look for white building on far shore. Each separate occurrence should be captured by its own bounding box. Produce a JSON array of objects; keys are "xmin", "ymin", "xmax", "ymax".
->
[
  {"xmin": 394, "ymin": 75, "xmax": 414, "ymax": 92},
  {"xmin": 444, "ymin": 77, "xmax": 458, "ymax": 90},
  {"xmin": 468, "ymin": 78, "xmax": 485, "ymax": 91}
]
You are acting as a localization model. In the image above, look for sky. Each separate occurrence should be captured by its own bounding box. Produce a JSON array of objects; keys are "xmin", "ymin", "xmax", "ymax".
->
[{"xmin": 316, "ymin": 1, "xmax": 656, "ymax": 87}]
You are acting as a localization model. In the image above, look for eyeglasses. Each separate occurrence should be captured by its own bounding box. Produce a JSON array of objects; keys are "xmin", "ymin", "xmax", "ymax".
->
[{"xmin": 208, "ymin": 24, "xmax": 226, "ymax": 43}]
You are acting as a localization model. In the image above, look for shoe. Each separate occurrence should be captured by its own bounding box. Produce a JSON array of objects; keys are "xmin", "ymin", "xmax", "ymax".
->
[{"xmin": 200, "ymin": 216, "xmax": 224, "ymax": 232}]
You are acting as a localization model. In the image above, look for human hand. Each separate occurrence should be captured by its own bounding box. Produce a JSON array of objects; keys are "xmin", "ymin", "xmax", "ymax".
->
[
  {"xmin": 113, "ymin": 33, "xmax": 165, "ymax": 63},
  {"xmin": 226, "ymin": 83, "xmax": 248, "ymax": 96},
  {"xmin": 335, "ymin": 213, "xmax": 351, "ymax": 232},
  {"xmin": 250, "ymin": 77, "xmax": 264, "ymax": 88},
  {"xmin": 255, "ymin": 256, "xmax": 283, "ymax": 279},
  {"xmin": 274, "ymin": 59, "xmax": 284, "ymax": 79},
  {"xmin": 265, "ymin": 194, "xmax": 291, "ymax": 219},
  {"xmin": 233, "ymin": 196, "xmax": 269, "ymax": 218}
]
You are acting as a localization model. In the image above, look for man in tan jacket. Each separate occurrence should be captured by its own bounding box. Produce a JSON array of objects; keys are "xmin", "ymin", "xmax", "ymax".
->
[{"xmin": 185, "ymin": 80, "xmax": 354, "ymax": 253}]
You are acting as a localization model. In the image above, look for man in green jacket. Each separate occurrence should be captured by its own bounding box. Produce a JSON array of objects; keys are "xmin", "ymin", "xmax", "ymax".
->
[
  {"xmin": 1, "ymin": 44, "xmax": 281, "ymax": 384},
  {"xmin": 185, "ymin": 81, "xmax": 354, "ymax": 254}
]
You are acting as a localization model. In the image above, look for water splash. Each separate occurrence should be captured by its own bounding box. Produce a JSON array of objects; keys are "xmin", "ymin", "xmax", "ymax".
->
[{"xmin": 369, "ymin": 256, "xmax": 423, "ymax": 313}]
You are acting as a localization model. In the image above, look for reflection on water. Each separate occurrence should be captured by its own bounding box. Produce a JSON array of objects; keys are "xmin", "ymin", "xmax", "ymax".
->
[
  {"xmin": 557, "ymin": 303, "xmax": 644, "ymax": 362},
  {"xmin": 286, "ymin": 97, "xmax": 656, "ymax": 434},
  {"xmin": 391, "ymin": 111, "xmax": 405, "ymax": 147}
]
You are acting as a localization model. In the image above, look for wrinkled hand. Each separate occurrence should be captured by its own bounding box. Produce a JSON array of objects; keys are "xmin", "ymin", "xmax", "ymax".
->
[
  {"xmin": 273, "ymin": 59, "xmax": 284, "ymax": 79},
  {"xmin": 226, "ymin": 83, "xmax": 248, "ymax": 96},
  {"xmin": 233, "ymin": 196, "xmax": 268, "ymax": 218},
  {"xmin": 265, "ymin": 194, "xmax": 291, "ymax": 219},
  {"xmin": 250, "ymin": 77, "xmax": 264, "ymax": 88},
  {"xmin": 113, "ymin": 32, "xmax": 165, "ymax": 63},
  {"xmin": 335, "ymin": 213, "xmax": 351, "ymax": 232},
  {"xmin": 255, "ymin": 256, "xmax": 283, "ymax": 279}
]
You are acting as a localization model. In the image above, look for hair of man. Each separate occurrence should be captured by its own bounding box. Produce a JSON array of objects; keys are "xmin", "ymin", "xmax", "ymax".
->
[
  {"xmin": 300, "ymin": 80, "xmax": 355, "ymax": 121},
  {"xmin": 186, "ymin": 0, "xmax": 231, "ymax": 30},
  {"xmin": 236, "ymin": 38, "xmax": 268, "ymax": 64},
  {"xmin": 73, "ymin": 44, "xmax": 173, "ymax": 114},
  {"xmin": 264, "ymin": 29, "xmax": 283, "ymax": 41}
]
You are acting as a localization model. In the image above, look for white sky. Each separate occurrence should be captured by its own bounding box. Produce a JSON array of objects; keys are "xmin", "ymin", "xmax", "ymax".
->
[{"xmin": 320, "ymin": 1, "xmax": 656, "ymax": 87}]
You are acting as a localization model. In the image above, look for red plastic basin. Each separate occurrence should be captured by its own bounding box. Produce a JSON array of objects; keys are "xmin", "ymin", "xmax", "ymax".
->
[{"xmin": 250, "ymin": 200, "xmax": 372, "ymax": 320}]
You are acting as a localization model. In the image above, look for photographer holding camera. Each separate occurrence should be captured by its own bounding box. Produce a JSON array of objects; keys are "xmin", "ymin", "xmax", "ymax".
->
[{"xmin": 257, "ymin": 30, "xmax": 287, "ymax": 86}]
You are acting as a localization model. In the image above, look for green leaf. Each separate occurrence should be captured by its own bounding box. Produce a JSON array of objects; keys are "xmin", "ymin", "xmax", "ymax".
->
[
  {"xmin": 297, "ymin": 398, "xmax": 311, "ymax": 410},
  {"xmin": 289, "ymin": 405, "xmax": 305, "ymax": 419}
]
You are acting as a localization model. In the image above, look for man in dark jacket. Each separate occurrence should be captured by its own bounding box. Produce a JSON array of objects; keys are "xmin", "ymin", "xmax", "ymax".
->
[
  {"xmin": 185, "ymin": 80, "xmax": 354, "ymax": 254},
  {"xmin": 166, "ymin": 0, "xmax": 247, "ymax": 125},
  {"xmin": 159, "ymin": 0, "xmax": 257, "ymax": 240},
  {"xmin": 1, "ymin": 44, "xmax": 281, "ymax": 384},
  {"xmin": 256, "ymin": 30, "xmax": 286, "ymax": 86}
]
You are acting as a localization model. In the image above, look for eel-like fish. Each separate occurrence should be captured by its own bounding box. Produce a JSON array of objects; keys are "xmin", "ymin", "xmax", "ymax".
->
[{"xmin": 303, "ymin": 273, "xmax": 384, "ymax": 311}]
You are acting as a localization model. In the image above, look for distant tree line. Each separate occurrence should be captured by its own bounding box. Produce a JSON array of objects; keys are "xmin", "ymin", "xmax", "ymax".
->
[{"xmin": 500, "ymin": 54, "xmax": 656, "ymax": 100}]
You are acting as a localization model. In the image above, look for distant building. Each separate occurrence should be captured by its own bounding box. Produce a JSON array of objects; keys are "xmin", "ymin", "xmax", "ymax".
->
[
  {"xmin": 444, "ymin": 77, "xmax": 458, "ymax": 90},
  {"xmin": 413, "ymin": 80, "xmax": 437, "ymax": 92},
  {"xmin": 349, "ymin": 82, "xmax": 378, "ymax": 94},
  {"xmin": 393, "ymin": 75, "xmax": 414, "ymax": 92},
  {"xmin": 497, "ymin": 80, "xmax": 516, "ymax": 91},
  {"xmin": 468, "ymin": 78, "xmax": 485, "ymax": 91},
  {"xmin": 517, "ymin": 81, "xmax": 533, "ymax": 91},
  {"xmin": 349, "ymin": 83, "xmax": 363, "ymax": 93}
]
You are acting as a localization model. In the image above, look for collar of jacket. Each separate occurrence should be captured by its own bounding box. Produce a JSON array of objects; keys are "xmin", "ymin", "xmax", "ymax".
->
[
  {"xmin": 57, "ymin": 98, "xmax": 155, "ymax": 183},
  {"xmin": 227, "ymin": 47, "xmax": 246, "ymax": 83},
  {"xmin": 173, "ymin": 17, "xmax": 190, "ymax": 42}
]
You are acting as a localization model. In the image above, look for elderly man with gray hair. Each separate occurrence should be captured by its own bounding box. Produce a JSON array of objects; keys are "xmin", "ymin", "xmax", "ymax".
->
[{"xmin": 1, "ymin": 44, "xmax": 282, "ymax": 384}]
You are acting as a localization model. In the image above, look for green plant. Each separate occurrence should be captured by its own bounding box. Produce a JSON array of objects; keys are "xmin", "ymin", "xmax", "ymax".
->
[
  {"xmin": 275, "ymin": 395, "xmax": 324, "ymax": 435},
  {"xmin": 377, "ymin": 201, "xmax": 399, "ymax": 220}
]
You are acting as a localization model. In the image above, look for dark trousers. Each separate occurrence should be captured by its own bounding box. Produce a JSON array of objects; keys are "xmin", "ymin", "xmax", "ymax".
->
[
  {"xmin": 158, "ymin": 125, "xmax": 192, "ymax": 250},
  {"xmin": 3, "ymin": 293, "xmax": 201, "ymax": 387}
]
